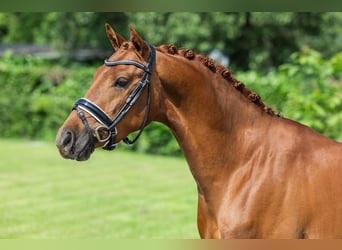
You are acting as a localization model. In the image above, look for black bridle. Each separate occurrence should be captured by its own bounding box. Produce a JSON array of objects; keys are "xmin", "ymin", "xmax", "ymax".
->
[{"xmin": 72, "ymin": 43, "xmax": 155, "ymax": 150}]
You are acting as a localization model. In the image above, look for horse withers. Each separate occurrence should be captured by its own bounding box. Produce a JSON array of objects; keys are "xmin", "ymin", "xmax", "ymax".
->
[{"xmin": 56, "ymin": 24, "xmax": 342, "ymax": 238}]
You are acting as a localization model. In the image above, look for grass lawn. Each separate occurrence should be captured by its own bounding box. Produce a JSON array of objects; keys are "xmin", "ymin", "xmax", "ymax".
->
[{"xmin": 0, "ymin": 139, "xmax": 198, "ymax": 239}]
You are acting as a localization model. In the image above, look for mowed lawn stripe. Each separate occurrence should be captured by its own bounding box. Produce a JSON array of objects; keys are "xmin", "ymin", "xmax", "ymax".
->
[{"xmin": 0, "ymin": 139, "xmax": 198, "ymax": 238}]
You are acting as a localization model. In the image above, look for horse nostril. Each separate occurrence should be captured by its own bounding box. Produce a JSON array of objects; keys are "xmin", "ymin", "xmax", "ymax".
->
[{"xmin": 62, "ymin": 129, "xmax": 75, "ymax": 151}]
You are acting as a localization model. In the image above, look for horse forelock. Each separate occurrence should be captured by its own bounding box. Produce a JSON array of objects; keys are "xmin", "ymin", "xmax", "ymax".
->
[{"xmin": 156, "ymin": 44, "xmax": 280, "ymax": 117}]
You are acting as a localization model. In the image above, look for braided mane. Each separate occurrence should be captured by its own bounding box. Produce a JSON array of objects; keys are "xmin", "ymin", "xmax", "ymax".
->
[{"xmin": 156, "ymin": 44, "xmax": 279, "ymax": 117}]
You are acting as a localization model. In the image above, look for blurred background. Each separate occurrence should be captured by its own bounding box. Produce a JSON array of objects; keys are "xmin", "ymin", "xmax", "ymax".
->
[
  {"xmin": 1, "ymin": 12, "xmax": 342, "ymax": 150},
  {"xmin": 0, "ymin": 12, "xmax": 341, "ymax": 238},
  {"xmin": 0, "ymin": 12, "xmax": 341, "ymax": 152}
]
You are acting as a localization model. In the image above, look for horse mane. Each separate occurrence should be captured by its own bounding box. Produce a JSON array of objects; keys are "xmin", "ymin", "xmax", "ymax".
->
[{"xmin": 156, "ymin": 44, "xmax": 280, "ymax": 117}]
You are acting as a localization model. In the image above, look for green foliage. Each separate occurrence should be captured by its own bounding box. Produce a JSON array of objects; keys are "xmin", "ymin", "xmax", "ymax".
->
[
  {"xmin": 127, "ymin": 12, "xmax": 342, "ymax": 71},
  {"xmin": 0, "ymin": 53, "xmax": 95, "ymax": 140},
  {"xmin": 0, "ymin": 13, "xmax": 341, "ymax": 71},
  {"xmin": 133, "ymin": 123, "xmax": 182, "ymax": 156},
  {"xmin": 237, "ymin": 48, "xmax": 342, "ymax": 140},
  {"xmin": 0, "ymin": 48, "xmax": 340, "ymax": 155},
  {"xmin": 0, "ymin": 12, "xmax": 341, "ymax": 154},
  {"xmin": 280, "ymin": 49, "xmax": 342, "ymax": 139},
  {"xmin": 0, "ymin": 12, "xmax": 128, "ymax": 51}
]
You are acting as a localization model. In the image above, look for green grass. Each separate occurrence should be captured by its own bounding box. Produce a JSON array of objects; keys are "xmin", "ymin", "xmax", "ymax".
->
[{"xmin": 0, "ymin": 139, "xmax": 198, "ymax": 239}]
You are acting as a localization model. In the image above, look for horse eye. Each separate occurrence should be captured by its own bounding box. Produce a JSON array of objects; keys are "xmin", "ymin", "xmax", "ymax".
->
[{"xmin": 114, "ymin": 77, "xmax": 129, "ymax": 88}]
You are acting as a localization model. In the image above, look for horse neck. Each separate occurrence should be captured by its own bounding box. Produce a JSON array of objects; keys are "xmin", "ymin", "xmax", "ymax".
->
[{"xmin": 154, "ymin": 50, "xmax": 274, "ymax": 190}]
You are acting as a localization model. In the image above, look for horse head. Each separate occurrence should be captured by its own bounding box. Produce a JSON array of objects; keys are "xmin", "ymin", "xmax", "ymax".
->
[{"xmin": 56, "ymin": 24, "xmax": 158, "ymax": 160}]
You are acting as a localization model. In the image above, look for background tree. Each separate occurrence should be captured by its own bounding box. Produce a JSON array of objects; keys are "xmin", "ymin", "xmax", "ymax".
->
[{"xmin": 0, "ymin": 12, "xmax": 341, "ymax": 71}]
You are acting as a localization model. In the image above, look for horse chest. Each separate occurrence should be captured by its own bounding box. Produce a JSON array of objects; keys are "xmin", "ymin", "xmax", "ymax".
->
[{"xmin": 205, "ymin": 174, "xmax": 306, "ymax": 238}]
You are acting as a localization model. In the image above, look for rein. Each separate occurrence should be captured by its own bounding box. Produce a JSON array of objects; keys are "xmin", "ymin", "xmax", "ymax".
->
[{"xmin": 73, "ymin": 43, "xmax": 155, "ymax": 150}]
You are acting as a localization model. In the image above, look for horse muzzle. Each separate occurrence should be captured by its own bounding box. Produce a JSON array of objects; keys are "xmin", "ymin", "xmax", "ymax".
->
[{"xmin": 56, "ymin": 127, "xmax": 95, "ymax": 161}]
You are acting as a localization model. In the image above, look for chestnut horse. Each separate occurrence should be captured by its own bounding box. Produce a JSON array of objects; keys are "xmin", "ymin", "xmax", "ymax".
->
[{"xmin": 56, "ymin": 24, "xmax": 342, "ymax": 239}]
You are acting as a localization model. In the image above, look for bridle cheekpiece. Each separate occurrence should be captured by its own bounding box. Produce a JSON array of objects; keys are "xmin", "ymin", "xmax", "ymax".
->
[{"xmin": 73, "ymin": 43, "xmax": 155, "ymax": 150}]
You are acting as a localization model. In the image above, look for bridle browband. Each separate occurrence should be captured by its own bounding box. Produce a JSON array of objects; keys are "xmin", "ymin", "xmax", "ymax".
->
[{"xmin": 72, "ymin": 43, "xmax": 155, "ymax": 150}]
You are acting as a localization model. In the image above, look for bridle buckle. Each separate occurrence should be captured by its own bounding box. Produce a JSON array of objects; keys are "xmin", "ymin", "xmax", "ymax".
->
[{"xmin": 94, "ymin": 125, "xmax": 113, "ymax": 143}]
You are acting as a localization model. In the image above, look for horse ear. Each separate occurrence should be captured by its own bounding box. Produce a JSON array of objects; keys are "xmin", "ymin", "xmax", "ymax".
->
[
  {"xmin": 105, "ymin": 23, "xmax": 126, "ymax": 51},
  {"xmin": 129, "ymin": 26, "xmax": 150, "ymax": 60}
]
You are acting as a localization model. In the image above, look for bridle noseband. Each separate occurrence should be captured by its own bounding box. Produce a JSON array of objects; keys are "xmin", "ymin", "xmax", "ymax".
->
[{"xmin": 73, "ymin": 43, "xmax": 155, "ymax": 150}]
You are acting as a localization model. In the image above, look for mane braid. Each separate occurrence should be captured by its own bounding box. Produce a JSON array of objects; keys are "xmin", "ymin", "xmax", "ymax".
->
[{"xmin": 156, "ymin": 44, "xmax": 280, "ymax": 117}]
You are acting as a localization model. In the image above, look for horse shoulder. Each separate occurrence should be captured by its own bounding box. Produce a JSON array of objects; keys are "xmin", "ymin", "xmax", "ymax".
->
[{"xmin": 217, "ymin": 117, "xmax": 342, "ymax": 238}]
